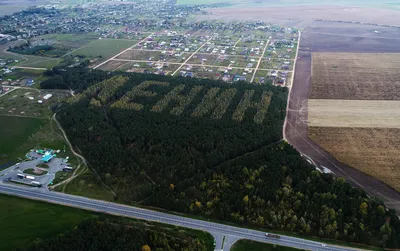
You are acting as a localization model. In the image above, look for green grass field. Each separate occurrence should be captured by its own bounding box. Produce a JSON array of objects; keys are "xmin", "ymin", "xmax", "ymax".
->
[
  {"xmin": 37, "ymin": 33, "xmax": 99, "ymax": 57},
  {"xmin": 18, "ymin": 56, "xmax": 61, "ymax": 69},
  {"xmin": 0, "ymin": 194, "xmax": 96, "ymax": 250},
  {"xmin": 62, "ymin": 169, "xmax": 115, "ymax": 201},
  {"xmin": 0, "ymin": 39, "xmax": 58, "ymax": 69},
  {"xmin": 0, "ymin": 88, "xmax": 64, "ymax": 118},
  {"xmin": 232, "ymin": 240, "xmax": 303, "ymax": 251},
  {"xmin": 52, "ymin": 171, "xmax": 73, "ymax": 185},
  {"xmin": 0, "ymin": 112, "xmax": 70, "ymax": 167},
  {"xmin": 71, "ymin": 39, "xmax": 138, "ymax": 60},
  {"xmin": 39, "ymin": 33, "xmax": 98, "ymax": 46},
  {"xmin": 0, "ymin": 116, "xmax": 46, "ymax": 166}
]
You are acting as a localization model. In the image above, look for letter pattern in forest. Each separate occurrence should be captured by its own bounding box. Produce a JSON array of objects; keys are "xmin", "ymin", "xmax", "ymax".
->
[
  {"xmin": 192, "ymin": 87, "xmax": 237, "ymax": 119},
  {"xmin": 151, "ymin": 84, "xmax": 203, "ymax": 115},
  {"xmin": 112, "ymin": 81, "xmax": 170, "ymax": 111},
  {"xmin": 232, "ymin": 90, "xmax": 273, "ymax": 124}
]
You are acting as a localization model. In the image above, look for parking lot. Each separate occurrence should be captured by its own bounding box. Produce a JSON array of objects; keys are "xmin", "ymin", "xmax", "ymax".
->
[{"xmin": 0, "ymin": 150, "xmax": 72, "ymax": 188}]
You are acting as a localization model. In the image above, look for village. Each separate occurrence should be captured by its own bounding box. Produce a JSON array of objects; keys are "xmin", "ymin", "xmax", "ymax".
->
[
  {"xmin": 95, "ymin": 28, "xmax": 298, "ymax": 86},
  {"xmin": 0, "ymin": 0, "xmax": 299, "ymax": 87}
]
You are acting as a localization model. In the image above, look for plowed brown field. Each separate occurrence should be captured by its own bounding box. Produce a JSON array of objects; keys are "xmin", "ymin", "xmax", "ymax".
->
[
  {"xmin": 310, "ymin": 53, "xmax": 400, "ymax": 100},
  {"xmin": 309, "ymin": 127, "xmax": 400, "ymax": 191},
  {"xmin": 309, "ymin": 52, "xmax": 400, "ymax": 192}
]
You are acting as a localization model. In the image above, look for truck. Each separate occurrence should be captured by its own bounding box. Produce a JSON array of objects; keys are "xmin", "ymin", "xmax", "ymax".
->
[
  {"xmin": 31, "ymin": 181, "xmax": 42, "ymax": 187},
  {"xmin": 25, "ymin": 175, "xmax": 35, "ymax": 180},
  {"xmin": 63, "ymin": 166, "xmax": 73, "ymax": 172},
  {"xmin": 265, "ymin": 233, "xmax": 280, "ymax": 239},
  {"xmin": 17, "ymin": 173, "xmax": 25, "ymax": 179}
]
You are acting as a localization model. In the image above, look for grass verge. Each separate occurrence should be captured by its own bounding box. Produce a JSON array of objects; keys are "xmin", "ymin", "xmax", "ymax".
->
[
  {"xmin": 232, "ymin": 240, "xmax": 303, "ymax": 251},
  {"xmin": 51, "ymin": 171, "xmax": 73, "ymax": 185},
  {"xmin": 0, "ymin": 116, "xmax": 46, "ymax": 167},
  {"xmin": 0, "ymin": 193, "xmax": 213, "ymax": 250},
  {"xmin": 61, "ymin": 169, "xmax": 115, "ymax": 201}
]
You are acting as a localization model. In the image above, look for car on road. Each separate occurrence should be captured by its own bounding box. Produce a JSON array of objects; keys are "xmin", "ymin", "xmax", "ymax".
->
[{"xmin": 265, "ymin": 233, "xmax": 280, "ymax": 239}]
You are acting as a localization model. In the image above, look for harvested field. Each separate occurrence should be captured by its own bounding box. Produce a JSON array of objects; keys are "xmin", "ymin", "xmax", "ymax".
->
[
  {"xmin": 287, "ymin": 21, "xmax": 400, "ymax": 210},
  {"xmin": 309, "ymin": 127, "xmax": 400, "ymax": 191},
  {"xmin": 310, "ymin": 53, "xmax": 400, "ymax": 100},
  {"xmin": 308, "ymin": 99, "xmax": 400, "ymax": 128},
  {"xmin": 200, "ymin": 5, "xmax": 400, "ymax": 28}
]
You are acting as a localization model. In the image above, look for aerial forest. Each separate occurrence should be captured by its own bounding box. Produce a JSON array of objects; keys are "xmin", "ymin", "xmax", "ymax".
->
[
  {"xmin": 49, "ymin": 68, "xmax": 400, "ymax": 248},
  {"xmin": 20, "ymin": 217, "xmax": 212, "ymax": 251}
]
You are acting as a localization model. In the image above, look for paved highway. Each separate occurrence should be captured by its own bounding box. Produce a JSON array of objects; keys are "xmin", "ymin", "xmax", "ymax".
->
[{"xmin": 0, "ymin": 183, "xmax": 362, "ymax": 251}]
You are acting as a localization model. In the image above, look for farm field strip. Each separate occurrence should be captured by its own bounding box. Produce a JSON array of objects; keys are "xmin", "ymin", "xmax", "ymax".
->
[
  {"xmin": 93, "ymin": 33, "xmax": 154, "ymax": 69},
  {"xmin": 310, "ymin": 52, "xmax": 400, "ymax": 100},
  {"xmin": 308, "ymin": 99, "xmax": 400, "ymax": 128},
  {"xmin": 308, "ymin": 51, "xmax": 400, "ymax": 193},
  {"xmin": 309, "ymin": 127, "xmax": 400, "ymax": 192}
]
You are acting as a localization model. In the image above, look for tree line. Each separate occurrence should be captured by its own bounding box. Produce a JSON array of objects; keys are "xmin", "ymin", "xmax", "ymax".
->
[{"xmin": 19, "ymin": 217, "xmax": 212, "ymax": 251}]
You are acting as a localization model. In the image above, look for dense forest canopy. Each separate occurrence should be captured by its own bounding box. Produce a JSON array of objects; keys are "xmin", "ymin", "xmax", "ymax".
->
[
  {"xmin": 53, "ymin": 69, "xmax": 400, "ymax": 248},
  {"xmin": 21, "ymin": 218, "xmax": 211, "ymax": 251}
]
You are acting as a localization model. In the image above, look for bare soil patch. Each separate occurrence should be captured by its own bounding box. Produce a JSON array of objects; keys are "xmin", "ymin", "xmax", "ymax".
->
[
  {"xmin": 309, "ymin": 127, "xmax": 400, "ymax": 191},
  {"xmin": 310, "ymin": 53, "xmax": 400, "ymax": 100},
  {"xmin": 308, "ymin": 99, "xmax": 400, "ymax": 128}
]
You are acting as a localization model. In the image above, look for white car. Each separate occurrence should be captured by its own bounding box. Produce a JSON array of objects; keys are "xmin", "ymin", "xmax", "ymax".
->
[{"xmin": 321, "ymin": 244, "xmax": 326, "ymax": 247}]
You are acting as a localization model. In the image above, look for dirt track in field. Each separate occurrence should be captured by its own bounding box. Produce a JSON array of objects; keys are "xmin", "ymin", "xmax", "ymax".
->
[
  {"xmin": 308, "ymin": 99, "xmax": 400, "ymax": 128},
  {"xmin": 309, "ymin": 127, "xmax": 400, "ymax": 192},
  {"xmin": 285, "ymin": 22, "xmax": 400, "ymax": 212}
]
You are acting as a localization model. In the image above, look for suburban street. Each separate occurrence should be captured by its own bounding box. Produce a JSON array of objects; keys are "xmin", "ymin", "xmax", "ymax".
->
[{"xmin": 0, "ymin": 183, "xmax": 362, "ymax": 251}]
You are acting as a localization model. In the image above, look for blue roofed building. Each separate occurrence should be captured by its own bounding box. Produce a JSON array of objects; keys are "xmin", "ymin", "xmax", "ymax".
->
[
  {"xmin": 41, "ymin": 154, "xmax": 54, "ymax": 163},
  {"xmin": 25, "ymin": 79, "xmax": 34, "ymax": 86}
]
